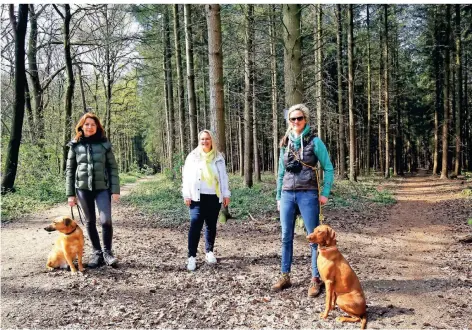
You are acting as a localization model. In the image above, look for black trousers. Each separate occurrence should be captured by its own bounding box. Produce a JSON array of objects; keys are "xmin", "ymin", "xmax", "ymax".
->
[{"xmin": 76, "ymin": 189, "xmax": 113, "ymax": 252}]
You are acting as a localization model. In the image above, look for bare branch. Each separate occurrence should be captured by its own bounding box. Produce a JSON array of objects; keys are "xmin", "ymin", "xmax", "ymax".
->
[{"xmin": 52, "ymin": 4, "xmax": 64, "ymax": 20}]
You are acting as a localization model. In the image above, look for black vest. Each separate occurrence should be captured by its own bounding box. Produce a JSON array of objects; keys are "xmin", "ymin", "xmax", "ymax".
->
[{"xmin": 282, "ymin": 129, "xmax": 319, "ymax": 191}]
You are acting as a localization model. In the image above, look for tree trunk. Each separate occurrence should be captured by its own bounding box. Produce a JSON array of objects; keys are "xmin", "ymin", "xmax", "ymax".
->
[
  {"xmin": 104, "ymin": 6, "xmax": 112, "ymax": 138},
  {"xmin": 433, "ymin": 7, "xmax": 441, "ymax": 175},
  {"xmin": 164, "ymin": 9, "xmax": 175, "ymax": 170},
  {"xmin": 78, "ymin": 65, "xmax": 88, "ymax": 113},
  {"xmin": 227, "ymin": 85, "xmax": 234, "ymax": 173},
  {"xmin": 384, "ymin": 5, "xmax": 390, "ymax": 179},
  {"xmin": 238, "ymin": 112, "xmax": 244, "ymax": 176},
  {"xmin": 27, "ymin": 4, "xmax": 45, "ymax": 145},
  {"xmin": 378, "ymin": 33, "xmax": 384, "ymax": 174},
  {"xmin": 316, "ymin": 4, "xmax": 323, "ymax": 140},
  {"xmin": 206, "ymin": 4, "xmax": 230, "ymax": 220},
  {"xmin": 206, "ymin": 4, "xmax": 226, "ymax": 156},
  {"xmin": 336, "ymin": 5, "xmax": 346, "ymax": 178},
  {"xmin": 61, "ymin": 4, "xmax": 75, "ymax": 174},
  {"xmin": 24, "ymin": 73, "xmax": 34, "ymax": 140},
  {"xmin": 173, "ymin": 5, "xmax": 186, "ymax": 157},
  {"xmin": 366, "ymin": 5, "xmax": 372, "ymax": 174},
  {"xmin": 454, "ymin": 4, "xmax": 462, "ymax": 176},
  {"xmin": 440, "ymin": 5, "xmax": 451, "ymax": 179},
  {"xmin": 243, "ymin": 4, "xmax": 254, "ymax": 187},
  {"xmin": 2, "ymin": 4, "xmax": 28, "ymax": 194},
  {"xmin": 394, "ymin": 19, "xmax": 403, "ymax": 175},
  {"xmin": 466, "ymin": 51, "xmax": 471, "ymax": 171},
  {"xmin": 253, "ymin": 57, "xmax": 261, "ymax": 182},
  {"xmin": 348, "ymin": 5, "xmax": 356, "ymax": 181},
  {"xmin": 184, "ymin": 5, "xmax": 198, "ymax": 150},
  {"xmin": 282, "ymin": 4, "xmax": 302, "ymax": 107},
  {"xmin": 269, "ymin": 4, "xmax": 279, "ymax": 177}
]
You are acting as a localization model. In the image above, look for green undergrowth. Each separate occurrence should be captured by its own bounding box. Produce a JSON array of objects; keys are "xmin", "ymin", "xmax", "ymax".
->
[
  {"xmin": 328, "ymin": 177, "xmax": 396, "ymax": 210},
  {"xmin": 119, "ymin": 171, "xmax": 145, "ymax": 184},
  {"xmin": 1, "ymin": 170, "xmax": 145, "ymax": 222},
  {"xmin": 1, "ymin": 173, "xmax": 65, "ymax": 222},
  {"xmin": 122, "ymin": 172, "xmax": 397, "ymax": 226}
]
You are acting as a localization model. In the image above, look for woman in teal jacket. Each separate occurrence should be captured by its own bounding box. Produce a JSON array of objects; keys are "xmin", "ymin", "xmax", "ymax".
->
[
  {"xmin": 272, "ymin": 104, "xmax": 334, "ymax": 297},
  {"xmin": 66, "ymin": 113, "xmax": 120, "ymax": 268}
]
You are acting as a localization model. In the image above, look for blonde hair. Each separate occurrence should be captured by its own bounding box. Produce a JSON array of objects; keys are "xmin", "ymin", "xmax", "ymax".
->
[
  {"xmin": 279, "ymin": 104, "xmax": 311, "ymax": 147},
  {"xmin": 198, "ymin": 129, "xmax": 218, "ymax": 151},
  {"xmin": 286, "ymin": 104, "xmax": 310, "ymax": 124}
]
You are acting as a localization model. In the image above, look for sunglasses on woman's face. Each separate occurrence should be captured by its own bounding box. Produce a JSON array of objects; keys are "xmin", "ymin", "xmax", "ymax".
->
[{"xmin": 289, "ymin": 116, "xmax": 305, "ymax": 122}]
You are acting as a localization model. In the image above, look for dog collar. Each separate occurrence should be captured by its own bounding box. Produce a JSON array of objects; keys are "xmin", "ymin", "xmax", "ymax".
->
[
  {"xmin": 65, "ymin": 225, "xmax": 77, "ymax": 235},
  {"xmin": 318, "ymin": 246, "xmax": 338, "ymax": 252}
]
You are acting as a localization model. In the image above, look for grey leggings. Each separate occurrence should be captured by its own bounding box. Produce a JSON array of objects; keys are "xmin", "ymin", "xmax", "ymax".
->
[{"xmin": 76, "ymin": 189, "xmax": 113, "ymax": 251}]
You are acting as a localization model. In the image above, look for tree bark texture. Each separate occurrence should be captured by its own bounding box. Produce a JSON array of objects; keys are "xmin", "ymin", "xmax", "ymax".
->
[{"xmin": 2, "ymin": 5, "xmax": 29, "ymax": 193}]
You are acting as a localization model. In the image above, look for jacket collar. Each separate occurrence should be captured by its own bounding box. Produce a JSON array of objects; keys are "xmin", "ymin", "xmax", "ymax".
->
[{"xmin": 191, "ymin": 148, "xmax": 223, "ymax": 162}]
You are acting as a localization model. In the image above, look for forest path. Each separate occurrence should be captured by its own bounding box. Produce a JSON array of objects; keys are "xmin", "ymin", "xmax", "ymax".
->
[{"xmin": 1, "ymin": 172, "xmax": 471, "ymax": 329}]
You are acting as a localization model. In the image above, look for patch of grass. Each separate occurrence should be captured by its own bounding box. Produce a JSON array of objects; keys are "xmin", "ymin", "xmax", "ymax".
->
[
  {"xmin": 122, "ymin": 172, "xmax": 396, "ymax": 225},
  {"xmin": 225, "ymin": 174, "xmax": 277, "ymax": 219},
  {"xmin": 328, "ymin": 178, "xmax": 396, "ymax": 210},
  {"xmin": 461, "ymin": 188, "xmax": 472, "ymax": 197},
  {"xmin": 122, "ymin": 173, "xmax": 279, "ymax": 226},
  {"xmin": 1, "ymin": 171, "xmax": 146, "ymax": 222},
  {"xmin": 119, "ymin": 171, "xmax": 145, "ymax": 184},
  {"xmin": 1, "ymin": 173, "xmax": 65, "ymax": 221},
  {"xmin": 121, "ymin": 175, "xmax": 189, "ymax": 225}
]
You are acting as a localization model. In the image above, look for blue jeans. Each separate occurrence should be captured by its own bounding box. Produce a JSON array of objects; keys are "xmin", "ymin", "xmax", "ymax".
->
[
  {"xmin": 279, "ymin": 190, "xmax": 320, "ymax": 277},
  {"xmin": 188, "ymin": 194, "xmax": 221, "ymax": 257}
]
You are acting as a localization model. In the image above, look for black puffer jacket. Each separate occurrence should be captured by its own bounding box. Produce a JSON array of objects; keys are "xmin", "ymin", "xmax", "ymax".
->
[{"xmin": 66, "ymin": 137, "xmax": 120, "ymax": 197}]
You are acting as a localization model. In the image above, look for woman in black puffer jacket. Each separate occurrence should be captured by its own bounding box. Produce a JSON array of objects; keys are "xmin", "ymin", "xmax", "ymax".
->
[{"xmin": 66, "ymin": 113, "xmax": 120, "ymax": 268}]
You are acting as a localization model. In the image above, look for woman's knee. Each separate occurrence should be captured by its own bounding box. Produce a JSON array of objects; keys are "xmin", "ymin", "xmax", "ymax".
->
[{"xmin": 100, "ymin": 214, "xmax": 112, "ymax": 227}]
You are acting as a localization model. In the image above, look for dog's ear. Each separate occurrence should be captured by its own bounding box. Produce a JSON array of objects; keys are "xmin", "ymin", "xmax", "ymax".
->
[
  {"xmin": 325, "ymin": 227, "xmax": 337, "ymax": 246},
  {"xmin": 63, "ymin": 217, "xmax": 72, "ymax": 226}
]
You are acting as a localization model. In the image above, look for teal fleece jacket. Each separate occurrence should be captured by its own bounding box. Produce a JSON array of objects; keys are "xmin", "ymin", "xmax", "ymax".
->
[{"xmin": 276, "ymin": 137, "xmax": 334, "ymax": 200}]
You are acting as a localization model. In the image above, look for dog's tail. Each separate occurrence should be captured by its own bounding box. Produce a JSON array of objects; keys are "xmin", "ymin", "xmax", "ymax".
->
[{"xmin": 360, "ymin": 313, "xmax": 367, "ymax": 329}]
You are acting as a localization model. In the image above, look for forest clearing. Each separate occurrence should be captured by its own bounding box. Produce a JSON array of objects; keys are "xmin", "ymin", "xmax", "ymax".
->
[{"xmin": 1, "ymin": 4, "xmax": 472, "ymax": 329}]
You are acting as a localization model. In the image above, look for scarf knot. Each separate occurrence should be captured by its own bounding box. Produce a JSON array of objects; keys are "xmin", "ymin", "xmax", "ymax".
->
[{"xmin": 288, "ymin": 125, "xmax": 311, "ymax": 160}]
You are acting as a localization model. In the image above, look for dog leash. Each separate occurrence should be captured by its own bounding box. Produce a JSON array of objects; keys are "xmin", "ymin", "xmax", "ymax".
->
[
  {"xmin": 290, "ymin": 150, "xmax": 324, "ymax": 225},
  {"xmin": 70, "ymin": 204, "xmax": 85, "ymax": 226}
]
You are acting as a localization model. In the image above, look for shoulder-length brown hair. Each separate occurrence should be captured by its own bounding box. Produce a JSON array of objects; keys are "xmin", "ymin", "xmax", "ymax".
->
[{"xmin": 73, "ymin": 113, "xmax": 106, "ymax": 141}]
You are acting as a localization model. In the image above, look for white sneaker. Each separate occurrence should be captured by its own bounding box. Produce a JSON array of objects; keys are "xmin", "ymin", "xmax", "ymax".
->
[
  {"xmin": 205, "ymin": 251, "xmax": 217, "ymax": 264},
  {"xmin": 187, "ymin": 256, "xmax": 196, "ymax": 271}
]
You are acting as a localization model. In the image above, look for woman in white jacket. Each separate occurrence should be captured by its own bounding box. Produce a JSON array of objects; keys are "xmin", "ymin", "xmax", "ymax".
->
[{"xmin": 182, "ymin": 130, "xmax": 231, "ymax": 271}]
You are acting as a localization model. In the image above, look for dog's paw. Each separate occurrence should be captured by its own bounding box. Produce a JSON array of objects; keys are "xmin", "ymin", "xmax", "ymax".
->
[
  {"xmin": 319, "ymin": 312, "xmax": 328, "ymax": 319},
  {"xmin": 335, "ymin": 316, "xmax": 349, "ymax": 323}
]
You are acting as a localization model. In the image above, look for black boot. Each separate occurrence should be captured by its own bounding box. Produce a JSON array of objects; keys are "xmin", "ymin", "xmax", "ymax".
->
[
  {"xmin": 88, "ymin": 250, "xmax": 104, "ymax": 268},
  {"xmin": 103, "ymin": 249, "xmax": 117, "ymax": 266}
]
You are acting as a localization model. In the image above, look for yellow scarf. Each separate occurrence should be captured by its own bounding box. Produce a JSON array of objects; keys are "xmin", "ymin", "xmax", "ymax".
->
[{"xmin": 199, "ymin": 148, "xmax": 220, "ymax": 198}]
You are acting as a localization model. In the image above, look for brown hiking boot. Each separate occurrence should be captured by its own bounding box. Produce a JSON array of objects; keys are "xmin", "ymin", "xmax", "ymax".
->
[
  {"xmin": 308, "ymin": 277, "xmax": 323, "ymax": 297},
  {"xmin": 272, "ymin": 273, "xmax": 292, "ymax": 292}
]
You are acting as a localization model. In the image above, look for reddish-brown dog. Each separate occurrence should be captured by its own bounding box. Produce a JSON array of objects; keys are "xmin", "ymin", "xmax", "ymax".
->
[
  {"xmin": 307, "ymin": 224, "xmax": 367, "ymax": 329},
  {"xmin": 44, "ymin": 216, "xmax": 84, "ymax": 274}
]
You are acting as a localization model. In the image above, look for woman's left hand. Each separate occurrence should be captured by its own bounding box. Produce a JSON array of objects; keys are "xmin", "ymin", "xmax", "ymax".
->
[
  {"xmin": 112, "ymin": 194, "xmax": 120, "ymax": 203},
  {"xmin": 319, "ymin": 195, "xmax": 328, "ymax": 205},
  {"xmin": 223, "ymin": 197, "xmax": 230, "ymax": 208}
]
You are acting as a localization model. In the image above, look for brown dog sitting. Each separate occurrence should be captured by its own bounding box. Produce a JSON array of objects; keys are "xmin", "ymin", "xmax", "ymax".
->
[
  {"xmin": 307, "ymin": 224, "xmax": 367, "ymax": 329},
  {"xmin": 44, "ymin": 216, "xmax": 84, "ymax": 274}
]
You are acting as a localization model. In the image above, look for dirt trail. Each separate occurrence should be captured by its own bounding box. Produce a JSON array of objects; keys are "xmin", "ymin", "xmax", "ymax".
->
[{"xmin": 1, "ymin": 172, "xmax": 471, "ymax": 329}]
